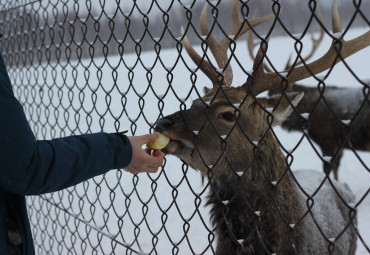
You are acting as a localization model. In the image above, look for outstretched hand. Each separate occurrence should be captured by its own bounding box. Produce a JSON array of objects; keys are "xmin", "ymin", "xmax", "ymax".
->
[{"xmin": 125, "ymin": 133, "xmax": 164, "ymax": 174}]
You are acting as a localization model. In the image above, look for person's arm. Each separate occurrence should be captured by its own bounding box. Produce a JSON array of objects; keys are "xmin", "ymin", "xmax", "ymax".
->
[{"xmin": 0, "ymin": 53, "xmax": 163, "ymax": 196}]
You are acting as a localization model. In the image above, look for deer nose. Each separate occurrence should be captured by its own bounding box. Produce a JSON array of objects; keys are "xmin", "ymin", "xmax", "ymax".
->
[{"xmin": 155, "ymin": 118, "xmax": 174, "ymax": 133}]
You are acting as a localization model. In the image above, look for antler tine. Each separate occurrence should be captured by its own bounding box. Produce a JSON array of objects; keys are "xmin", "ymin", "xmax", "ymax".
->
[
  {"xmin": 200, "ymin": 1, "xmax": 233, "ymax": 86},
  {"xmin": 181, "ymin": 26, "xmax": 220, "ymax": 85},
  {"xmin": 284, "ymin": 6, "xmax": 325, "ymax": 70},
  {"xmin": 332, "ymin": 0, "xmax": 342, "ymax": 34},
  {"xmin": 199, "ymin": 0, "xmax": 274, "ymax": 87},
  {"xmin": 247, "ymin": 29, "xmax": 259, "ymax": 64},
  {"xmin": 181, "ymin": 0, "xmax": 276, "ymax": 88},
  {"xmin": 180, "ymin": 0, "xmax": 243, "ymax": 87},
  {"xmin": 242, "ymin": 0, "xmax": 370, "ymax": 96},
  {"xmin": 228, "ymin": 2, "xmax": 276, "ymax": 42},
  {"xmin": 246, "ymin": 10, "xmax": 273, "ymax": 74}
]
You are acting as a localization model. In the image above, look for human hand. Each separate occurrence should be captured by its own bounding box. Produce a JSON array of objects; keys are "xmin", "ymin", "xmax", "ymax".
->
[{"xmin": 125, "ymin": 133, "xmax": 164, "ymax": 174}]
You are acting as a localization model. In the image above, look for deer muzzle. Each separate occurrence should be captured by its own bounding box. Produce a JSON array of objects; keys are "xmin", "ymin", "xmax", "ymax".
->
[{"xmin": 154, "ymin": 117, "xmax": 196, "ymax": 155}]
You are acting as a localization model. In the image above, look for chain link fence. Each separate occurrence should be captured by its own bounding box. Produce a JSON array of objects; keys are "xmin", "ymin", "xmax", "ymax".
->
[{"xmin": 0, "ymin": 0, "xmax": 369, "ymax": 254}]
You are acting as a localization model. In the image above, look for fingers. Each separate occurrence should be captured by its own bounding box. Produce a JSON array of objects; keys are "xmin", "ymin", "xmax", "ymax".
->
[
  {"xmin": 126, "ymin": 161, "xmax": 163, "ymax": 174},
  {"xmin": 140, "ymin": 133, "xmax": 159, "ymax": 145},
  {"xmin": 125, "ymin": 134, "xmax": 164, "ymax": 174},
  {"xmin": 137, "ymin": 150, "xmax": 164, "ymax": 173},
  {"xmin": 151, "ymin": 149, "xmax": 163, "ymax": 158},
  {"xmin": 145, "ymin": 165, "xmax": 162, "ymax": 173},
  {"xmin": 143, "ymin": 149, "xmax": 164, "ymax": 167}
]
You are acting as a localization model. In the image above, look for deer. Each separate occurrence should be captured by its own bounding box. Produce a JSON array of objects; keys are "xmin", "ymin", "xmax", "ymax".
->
[
  {"xmin": 154, "ymin": 0, "xmax": 368, "ymax": 254},
  {"xmin": 246, "ymin": 11, "xmax": 370, "ymax": 181}
]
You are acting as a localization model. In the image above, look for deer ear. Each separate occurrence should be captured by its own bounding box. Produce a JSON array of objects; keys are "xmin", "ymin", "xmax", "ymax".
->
[
  {"xmin": 260, "ymin": 92, "xmax": 304, "ymax": 126},
  {"xmin": 203, "ymin": 86, "xmax": 211, "ymax": 95}
]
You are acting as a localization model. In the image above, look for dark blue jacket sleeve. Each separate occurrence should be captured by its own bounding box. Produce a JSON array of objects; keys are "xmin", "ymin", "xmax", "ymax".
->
[{"xmin": 0, "ymin": 53, "xmax": 132, "ymax": 195}]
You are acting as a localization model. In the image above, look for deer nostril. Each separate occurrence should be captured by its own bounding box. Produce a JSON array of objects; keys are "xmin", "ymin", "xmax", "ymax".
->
[{"xmin": 155, "ymin": 118, "xmax": 174, "ymax": 132}]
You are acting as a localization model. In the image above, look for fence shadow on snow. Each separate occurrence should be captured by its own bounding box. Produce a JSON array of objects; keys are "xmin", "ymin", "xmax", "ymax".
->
[{"xmin": 0, "ymin": 0, "xmax": 369, "ymax": 254}]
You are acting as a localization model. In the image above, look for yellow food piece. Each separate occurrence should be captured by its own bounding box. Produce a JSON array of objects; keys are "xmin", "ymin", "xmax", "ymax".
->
[{"xmin": 146, "ymin": 133, "xmax": 170, "ymax": 149}]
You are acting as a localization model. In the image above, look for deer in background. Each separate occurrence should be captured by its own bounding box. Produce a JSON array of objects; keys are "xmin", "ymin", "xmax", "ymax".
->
[
  {"xmin": 155, "ymin": 0, "xmax": 368, "ymax": 254},
  {"xmin": 247, "ymin": 10, "xmax": 370, "ymax": 180}
]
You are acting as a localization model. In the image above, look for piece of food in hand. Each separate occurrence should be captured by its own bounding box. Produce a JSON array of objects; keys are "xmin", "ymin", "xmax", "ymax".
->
[{"xmin": 146, "ymin": 133, "xmax": 170, "ymax": 149}]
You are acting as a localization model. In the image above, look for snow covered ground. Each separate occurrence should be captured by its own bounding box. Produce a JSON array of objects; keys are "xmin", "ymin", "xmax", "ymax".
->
[{"xmin": 23, "ymin": 28, "xmax": 370, "ymax": 254}]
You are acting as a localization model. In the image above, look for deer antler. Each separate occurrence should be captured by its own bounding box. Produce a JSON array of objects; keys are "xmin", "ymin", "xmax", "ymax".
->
[
  {"xmin": 246, "ymin": 10, "xmax": 273, "ymax": 74},
  {"xmin": 284, "ymin": 7, "xmax": 325, "ymax": 70},
  {"xmin": 247, "ymin": 7, "xmax": 324, "ymax": 76},
  {"xmin": 246, "ymin": 7, "xmax": 325, "ymax": 90},
  {"xmin": 242, "ymin": 0, "xmax": 370, "ymax": 95},
  {"xmin": 181, "ymin": 0, "xmax": 275, "ymax": 87}
]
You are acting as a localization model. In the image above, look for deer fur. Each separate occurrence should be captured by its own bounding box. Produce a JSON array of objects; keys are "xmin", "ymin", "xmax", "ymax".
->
[
  {"xmin": 155, "ymin": 87, "xmax": 357, "ymax": 254},
  {"xmin": 269, "ymin": 83, "xmax": 370, "ymax": 180}
]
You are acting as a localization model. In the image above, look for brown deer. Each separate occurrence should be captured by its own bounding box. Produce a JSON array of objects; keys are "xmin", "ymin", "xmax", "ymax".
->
[
  {"xmin": 155, "ymin": 0, "xmax": 367, "ymax": 254},
  {"xmin": 246, "ymin": 12, "xmax": 370, "ymax": 181},
  {"xmin": 270, "ymin": 82, "xmax": 369, "ymax": 181}
]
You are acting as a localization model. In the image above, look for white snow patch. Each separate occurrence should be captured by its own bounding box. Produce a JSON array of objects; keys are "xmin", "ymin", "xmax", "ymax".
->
[
  {"xmin": 333, "ymin": 32, "xmax": 343, "ymax": 39},
  {"xmin": 323, "ymin": 156, "xmax": 332, "ymax": 163},
  {"xmin": 266, "ymin": 107, "xmax": 274, "ymax": 113},
  {"xmin": 300, "ymin": 113, "xmax": 310, "ymax": 120},
  {"xmin": 228, "ymin": 35, "xmax": 236, "ymax": 40},
  {"xmin": 341, "ymin": 119, "xmax": 351, "ymax": 125}
]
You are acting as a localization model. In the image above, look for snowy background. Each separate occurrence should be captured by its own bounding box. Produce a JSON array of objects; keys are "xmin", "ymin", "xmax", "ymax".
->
[{"xmin": 16, "ymin": 27, "xmax": 370, "ymax": 254}]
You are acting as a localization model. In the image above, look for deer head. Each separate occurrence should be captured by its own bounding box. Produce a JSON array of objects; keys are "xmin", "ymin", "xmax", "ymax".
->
[{"xmin": 155, "ymin": 0, "xmax": 370, "ymax": 182}]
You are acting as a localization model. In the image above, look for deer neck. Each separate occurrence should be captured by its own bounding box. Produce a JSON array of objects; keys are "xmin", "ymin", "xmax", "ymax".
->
[
  {"xmin": 224, "ymin": 134, "xmax": 297, "ymax": 205},
  {"xmin": 207, "ymin": 132, "xmax": 301, "ymax": 253}
]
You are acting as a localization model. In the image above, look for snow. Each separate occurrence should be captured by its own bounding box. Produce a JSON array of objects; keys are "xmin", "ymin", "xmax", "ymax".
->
[
  {"xmin": 252, "ymin": 141, "xmax": 259, "ymax": 146},
  {"xmin": 222, "ymin": 200, "xmax": 229, "ymax": 205},
  {"xmin": 236, "ymin": 171, "xmax": 244, "ymax": 177},
  {"xmin": 265, "ymin": 107, "xmax": 274, "ymax": 113},
  {"xmin": 233, "ymin": 103, "xmax": 241, "ymax": 108},
  {"xmin": 323, "ymin": 156, "xmax": 332, "ymax": 163},
  {"xmin": 23, "ymin": 28, "xmax": 370, "ymax": 254},
  {"xmin": 300, "ymin": 112, "xmax": 310, "ymax": 120},
  {"xmin": 342, "ymin": 119, "xmax": 351, "ymax": 125}
]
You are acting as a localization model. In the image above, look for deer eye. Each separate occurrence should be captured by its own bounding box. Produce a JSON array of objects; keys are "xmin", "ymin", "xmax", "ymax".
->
[{"xmin": 221, "ymin": 112, "xmax": 236, "ymax": 122}]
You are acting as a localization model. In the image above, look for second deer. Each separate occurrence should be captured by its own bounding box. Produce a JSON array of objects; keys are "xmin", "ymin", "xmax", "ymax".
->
[{"xmin": 246, "ymin": 8, "xmax": 370, "ymax": 180}]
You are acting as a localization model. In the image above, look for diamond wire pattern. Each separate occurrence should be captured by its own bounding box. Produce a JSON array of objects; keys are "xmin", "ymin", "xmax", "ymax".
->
[{"xmin": 0, "ymin": 0, "xmax": 369, "ymax": 254}]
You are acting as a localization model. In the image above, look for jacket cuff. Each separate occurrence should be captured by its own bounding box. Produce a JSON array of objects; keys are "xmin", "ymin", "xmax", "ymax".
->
[{"xmin": 113, "ymin": 131, "xmax": 132, "ymax": 169}]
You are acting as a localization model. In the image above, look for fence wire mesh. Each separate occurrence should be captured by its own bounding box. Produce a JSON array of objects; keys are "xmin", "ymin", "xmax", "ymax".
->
[{"xmin": 0, "ymin": 0, "xmax": 369, "ymax": 254}]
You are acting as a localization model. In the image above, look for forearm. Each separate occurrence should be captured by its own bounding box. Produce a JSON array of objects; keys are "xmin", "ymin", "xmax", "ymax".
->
[{"xmin": 1, "ymin": 132, "xmax": 132, "ymax": 195}]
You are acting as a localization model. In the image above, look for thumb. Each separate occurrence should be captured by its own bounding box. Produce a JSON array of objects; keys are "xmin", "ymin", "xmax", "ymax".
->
[{"xmin": 139, "ymin": 133, "xmax": 159, "ymax": 145}]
